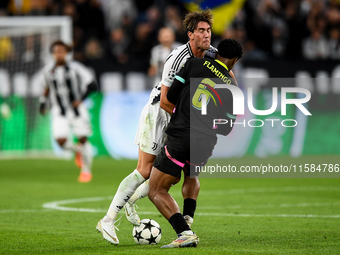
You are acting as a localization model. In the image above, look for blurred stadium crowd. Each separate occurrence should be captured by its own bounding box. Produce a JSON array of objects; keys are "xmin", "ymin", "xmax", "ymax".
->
[{"xmin": 0, "ymin": 0, "xmax": 340, "ymax": 86}]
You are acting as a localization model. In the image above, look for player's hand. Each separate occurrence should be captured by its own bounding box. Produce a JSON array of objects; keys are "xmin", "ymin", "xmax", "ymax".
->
[{"xmin": 72, "ymin": 100, "xmax": 81, "ymax": 108}]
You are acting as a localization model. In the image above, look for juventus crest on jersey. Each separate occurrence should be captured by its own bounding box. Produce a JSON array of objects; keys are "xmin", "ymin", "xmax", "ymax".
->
[{"xmin": 42, "ymin": 61, "xmax": 93, "ymax": 116}]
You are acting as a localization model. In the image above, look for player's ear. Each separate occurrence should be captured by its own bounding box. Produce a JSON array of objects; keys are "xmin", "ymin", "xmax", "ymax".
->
[
  {"xmin": 188, "ymin": 31, "xmax": 193, "ymax": 40},
  {"xmin": 233, "ymin": 58, "xmax": 238, "ymax": 65}
]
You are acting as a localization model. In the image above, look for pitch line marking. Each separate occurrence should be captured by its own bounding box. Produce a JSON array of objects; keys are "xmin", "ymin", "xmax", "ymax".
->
[{"xmin": 41, "ymin": 195, "xmax": 340, "ymax": 219}]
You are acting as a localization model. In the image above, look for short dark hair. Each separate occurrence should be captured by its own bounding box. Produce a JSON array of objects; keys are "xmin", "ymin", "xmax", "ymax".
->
[
  {"xmin": 50, "ymin": 40, "xmax": 72, "ymax": 53},
  {"xmin": 183, "ymin": 9, "xmax": 213, "ymax": 33},
  {"xmin": 217, "ymin": 39, "xmax": 243, "ymax": 60}
]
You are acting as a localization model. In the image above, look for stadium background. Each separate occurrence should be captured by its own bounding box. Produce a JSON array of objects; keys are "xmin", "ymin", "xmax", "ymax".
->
[
  {"xmin": 1, "ymin": 1, "xmax": 340, "ymax": 254},
  {"xmin": 0, "ymin": 0, "xmax": 340, "ymax": 158}
]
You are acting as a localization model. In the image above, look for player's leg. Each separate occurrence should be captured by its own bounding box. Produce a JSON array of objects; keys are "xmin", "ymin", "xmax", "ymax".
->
[
  {"xmin": 149, "ymin": 137, "xmax": 198, "ymax": 248},
  {"xmin": 105, "ymin": 148, "xmax": 154, "ymax": 227},
  {"xmin": 124, "ymin": 104, "xmax": 169, "ymax": 224},
  {"xmin": 180, "ymin": 137, "xmax": 217, "ymax": 230},
  {"xmin": 53, "ymin": 114, "xmax": 79, "ymax": 152},
  {"xmin": 182, "ymin": 173, "xmax": 200, "ymax": 228},
  {"xmin": 128, "ymin": 179, "xmax": 150, "ymax": 204},
  {"xmin": 148, "ymin": 169, "xmax": 198, "ymax": 248},
  {"xmin": 123, "ymin": 153, "xmax": 154, "ymax": 225},
  {"xmin": 77, "ymin": 136, "xmax": 93, "ymax": 182},
  {"xmin": 123, "ymin": 149, "xmax": 155, "ymax": 226},
  {"xmin": 97, "ymin": 158, "xmax": 146, "ymax": 244},
  {"xmin": 72, "ymin": 105, "xmax": 93, "ymax": 183}
]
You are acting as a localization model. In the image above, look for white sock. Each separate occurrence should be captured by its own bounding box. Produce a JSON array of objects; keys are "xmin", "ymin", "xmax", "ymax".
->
[
  {"xmin": 62, "ymin": 140, "xmax": 80, "ymax": 152},
  {"xmin": 107, "ymin": 169, "xmax": 145, "ymax": 220},
  {"xmin": 80, "ymin": 141, "xmax": 92, "ymax": 173},
  {"xmin": 128, "ymin": 179, "xmax": 150, "ymax": 204}
]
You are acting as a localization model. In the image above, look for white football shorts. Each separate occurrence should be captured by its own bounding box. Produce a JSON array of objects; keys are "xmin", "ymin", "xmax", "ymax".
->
[
  {"xmin": 51, "ymin": 104, "xmax": 92, "ymax": 140},
  {"xmin": 134, "ymin": 102, "xmax": 171, "ymax": 155}
]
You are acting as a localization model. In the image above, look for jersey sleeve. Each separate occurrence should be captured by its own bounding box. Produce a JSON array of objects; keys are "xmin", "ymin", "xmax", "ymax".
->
[
  {"xmin": 166, "ymin": 60, "xmax": 192, "ymax": 104},
  {"xmin": 161, "ymin": 52, "xmax": 189, "ymax": 88},
  {"xmin": 72, "ymin": 61, "xmax": 94, "ymax": 87}
]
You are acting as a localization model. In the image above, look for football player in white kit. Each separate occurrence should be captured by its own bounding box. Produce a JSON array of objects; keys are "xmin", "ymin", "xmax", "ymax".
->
[
  {"xmin": 96, "ymin": 9, "xmax": 237, "ymax": 244},
  {"xmin": 39, "ymin": 40, "xmax": 97, "ymax": 183}
]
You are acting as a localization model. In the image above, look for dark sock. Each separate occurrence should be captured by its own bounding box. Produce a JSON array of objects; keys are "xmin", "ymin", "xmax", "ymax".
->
[
  {"xmin": 183, "ymin": 198, "xmax": 196, "ymax": 218},
  {"xmin": 168, "ymin": 213, "xmax": 191, "ymax": 235}
]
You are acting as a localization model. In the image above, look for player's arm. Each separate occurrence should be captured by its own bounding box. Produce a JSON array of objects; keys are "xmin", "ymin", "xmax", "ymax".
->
[
  {"xmin": 167, "ymin": 76, "xmax": 185, "ymax": 105},
  {"xmin": 72, "ymin": 62, "xmax": 98, "ymax": 107},
  {"xmin": 39, "ymin": 86, "xmax": 49, "ymax": 115},
  {"xmin": 160, "ymin": 53, "xmax": 191, "ymax": 114},
  {"xmin": 166, "ymin": 59, "xmax": 191, "ymax": 105},
  {"xmin": 159, "ymin": 51, "xmax": 182, "ymax": 114},
  {"xmin": 160, "ymin": 85, "xmax": 175, "ymax": 114},
  {"xmin": 39, "ymin": 70, "xmax": 50, "ymax": 115},
  {"xmin": 229, "ymin": 70, "xmax": 238, "ymax": 87}
]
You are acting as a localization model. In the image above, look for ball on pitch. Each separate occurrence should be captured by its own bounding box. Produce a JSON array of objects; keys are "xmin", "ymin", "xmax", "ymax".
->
[{"xmin": 132, "ymin": 219, "xmax": 162, "ymax": 244}]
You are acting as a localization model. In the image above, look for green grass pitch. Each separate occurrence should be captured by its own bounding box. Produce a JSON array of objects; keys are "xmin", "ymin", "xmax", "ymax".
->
[{"xmin": 0, "ymin": 156, "xmax": 339, "ymax": 254}]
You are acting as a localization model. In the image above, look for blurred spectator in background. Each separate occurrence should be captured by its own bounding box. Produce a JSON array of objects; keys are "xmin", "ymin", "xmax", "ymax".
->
[
  {"xmin": 22, "ymin": 35, "xmax": 35, "ymax": 63},
  {"xmin": 7, "ymin": 0, "xmax": 31, "ymax": 15},
  {"xmin": 0, "ymin": 0, "xmax": 10, "ymax": 16},
  {"xmin": 125, "ymin": 23, "xmax": 153, "ymax": 72},
  {"xmin": 84, "ymin": 38, "xmax": 113, "ymax": 89},
  {"xmin": 74, "ymin": 0, "xmax": 106, "ymax": 40},
  {"xmin": 27, "ymin": 0, "xmax": 48, "ymax": 15},
  {"xmin": 165, "ymin": 6, "xmax": 187, "ymax": 43},
  {"xmin": 303, "ymin": 28, "xmax": 329, "ymax": 60},
  {"xmin": 271, "ymin": 22, "xmax": 287, "ymax": 58},
  {"xmin": 284, "ymin": 1, "xmax": 306, "ymax": 59},
  {"xmin": 108, "ymin": 28, "xmax": 130, "ymax": 66},
  {"xmin": 328, "ymin": 26, "xmax": 340, "ymax": 59},
  {"xmin": 148, "ymin": 27, "xmax": 181, "ymax": 87},
  {"xmin": 0, "ymin": 37, "xmax": 14, "ymax": 61},
  {"xmin": 99, "ymin": 0, "xmax": 136, "ymax": 31},
  {"xmin": 1, "ymin": 0, "xmax": 340, "ymax": 84}
]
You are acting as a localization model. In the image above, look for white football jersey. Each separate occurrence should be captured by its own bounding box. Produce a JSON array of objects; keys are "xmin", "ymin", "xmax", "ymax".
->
[
  {"xmin": 149, "ymin": 42, "xmax": 217, "ymax": 103},
  {"xmin": 42, "ymin": 61, "xmax": 94, "ymax": 116}
]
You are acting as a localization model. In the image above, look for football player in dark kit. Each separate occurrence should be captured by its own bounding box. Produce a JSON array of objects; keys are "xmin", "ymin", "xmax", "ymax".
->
[{"xmin": 148, "ymin": 39, "xmax": 243, "ymax": 248}]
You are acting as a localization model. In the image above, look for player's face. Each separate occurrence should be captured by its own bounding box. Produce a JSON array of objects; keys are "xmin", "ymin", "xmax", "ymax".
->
[
  {"xmin": 52, "ymin": 45, "xmax": 67, "ymax": 65},
  {"xmin": 159, "ymin": 28, "xmax": 175, "ymax": 47},
  {"xmin": 191, "ymin": 21, "xmax": 211, "ymax": 50}
]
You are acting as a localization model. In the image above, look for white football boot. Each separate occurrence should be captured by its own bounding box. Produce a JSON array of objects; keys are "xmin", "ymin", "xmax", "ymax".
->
[
  {"xmin": 96, "ymin": 217, "xmax": 120, "ymax": 245},
  {"xmin": 124, "ymin": 202, "xmax": 141, "ymax": 226},
  {"xmin": 161, "ymin": 232, "xmax": 199, "ymax": 248}
]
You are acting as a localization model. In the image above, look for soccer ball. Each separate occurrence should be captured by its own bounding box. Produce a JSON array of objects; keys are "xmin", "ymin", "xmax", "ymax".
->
[{"xmin": 132, "ymin": 219, "xmax": 162, "ymax": 245}]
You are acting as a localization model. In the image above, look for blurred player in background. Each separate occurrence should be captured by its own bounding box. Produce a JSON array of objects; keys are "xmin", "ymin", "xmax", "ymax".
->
[
  {"xmin": 39, "ymin": 40, "xmax": 97, "ymax": 183},
  {"xmin": 148, "ymin": 27, "xmax": 181, "ymax": 87},
  {"xmin": 148, "ymin": 39, "xmax": 243, "ymax": 248},
  {"xmin": 96, "ymin": 9, "xmax": 238, "ymax": 245}
]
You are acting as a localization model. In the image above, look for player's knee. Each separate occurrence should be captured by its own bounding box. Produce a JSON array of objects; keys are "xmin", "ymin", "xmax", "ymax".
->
[
  {"xmin": 148, "ymin": 183, "xmax": 162, "ymax": 202},
  {"xmin": 137, "ymin": 165, "xmax": 153, "ymax": 179},
  {"xmin": 57, "ymin": 138, "xmax": 67, "ymax": 147},
  {"xmin": 148, "ymin": 187, "xmax": 156, "ymax": 202}
]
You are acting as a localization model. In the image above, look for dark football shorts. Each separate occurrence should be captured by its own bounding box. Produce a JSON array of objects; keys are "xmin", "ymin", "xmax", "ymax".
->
[{"xmin": 153, "ymin": 135, "xmax": 217, "ymax": 177}]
